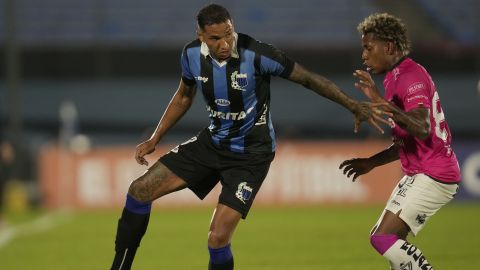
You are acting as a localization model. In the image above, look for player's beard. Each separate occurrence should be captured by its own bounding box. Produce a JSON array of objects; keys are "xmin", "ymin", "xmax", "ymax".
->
[{"xmin": 217, "ymin": 50, "xmax": 231, "ymax": 61}]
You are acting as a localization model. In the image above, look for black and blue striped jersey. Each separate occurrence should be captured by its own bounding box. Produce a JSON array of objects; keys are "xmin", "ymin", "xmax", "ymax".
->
[{"xmin": 181, "ymin": 33, "xmax": 294, "ymax": 154}]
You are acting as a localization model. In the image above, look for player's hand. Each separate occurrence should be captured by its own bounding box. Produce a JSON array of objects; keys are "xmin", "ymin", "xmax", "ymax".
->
[
  {"xmin": 353, "ymin": 101, "xmax": 393, "ymax": 134},
  {"xmin": 353, "ymin": 70, "xmax": 384, "ymax": 103},
  {"xmin": 339, "ymin": 158, "xmax": 374, "ymax": 182},
  {"xmin": 135, "ymin": 139, "xmax": 157, "ymax": 166}
]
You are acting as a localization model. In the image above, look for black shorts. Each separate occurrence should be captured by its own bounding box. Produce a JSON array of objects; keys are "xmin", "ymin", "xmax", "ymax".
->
[{"xmin": 159, "ymin": 129, "xmax": 274, "ymax": 219}]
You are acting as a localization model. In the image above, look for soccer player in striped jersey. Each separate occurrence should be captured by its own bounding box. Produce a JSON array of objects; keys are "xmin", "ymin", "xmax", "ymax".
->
[
  {"xmin": 340, "ymin": 13, "xmax": 461, "ymax": 270},
  {"xmin": 110, "ymin": 4, "xmax": 388, "ymax": 270}
]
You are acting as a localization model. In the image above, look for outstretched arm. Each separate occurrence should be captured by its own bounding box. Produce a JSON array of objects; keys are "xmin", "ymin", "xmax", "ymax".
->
[
  {"xmin": 339, "ymin": 144, "xmax": 399, "ymax": 181},
  {"xmin": 135, "ymin": 80, "xmax": 197, "ymax": 165},
  {"xmin": 384, "ymin": 105, "xmax": 430, "ymax": 140},
  {"xmin": 353, "ymin": 69, "xmax": 431, "ymax": 140},
  {"xmin": 288, "ymin": 63, "xmax": 390, "ymax": 133}
]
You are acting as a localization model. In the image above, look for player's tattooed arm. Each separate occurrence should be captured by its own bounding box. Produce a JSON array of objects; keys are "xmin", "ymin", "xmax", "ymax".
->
[
  {"xmin": 383, "ymin": 104, "xmax": 431, "ymax": 140},
  {"xmin": 287, "ymin": 62, "xmax": 391, "ymax": 133},
  {"xmin": 289, "ymin": 63, "xmax": 357, "ymax": 111},
  {"xmin": 352, "ymin": 69, "xmax": 430, "ymax": 139}
]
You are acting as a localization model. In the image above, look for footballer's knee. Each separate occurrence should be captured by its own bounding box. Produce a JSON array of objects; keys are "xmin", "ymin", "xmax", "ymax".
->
[
  {"xmin": 208, "ymin": 229, "xmax": 230, "ymax": 248},
  {"xmin": 128, "ymin": 176, "xmax": 154, "ymax": 203},
  {"xmin": 127, "ymin": 163, "xmax": 165, "ymax": 202},
  {"xmin": 128, "ymin": 162, "xmax": 186, "ymax": 203}
]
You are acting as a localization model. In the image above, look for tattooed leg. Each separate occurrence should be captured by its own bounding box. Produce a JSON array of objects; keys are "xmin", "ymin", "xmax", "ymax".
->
[
  {"xmin": 110, "ymin": 161, "xmax": 187, "ymax": 270},
  {"xmin": 129, "ymin": 161, "xmax": 187, "ymax": 202}
]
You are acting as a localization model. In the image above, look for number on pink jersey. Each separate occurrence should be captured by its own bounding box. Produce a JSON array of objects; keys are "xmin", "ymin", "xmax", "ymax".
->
[{"xmin": 432, "ymin": 92, "xmax": 447, "ymax": 142}]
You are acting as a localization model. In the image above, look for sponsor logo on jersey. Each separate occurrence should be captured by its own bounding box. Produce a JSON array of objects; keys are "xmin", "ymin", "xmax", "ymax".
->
[
  {"xmin": 231, "ymin": 71, "xmax": 248, "ymax": 91},
  {"xmin": 214, "ymin": 99, "xmax": 231, "ymax": 106},
  {"xmin": 407, "ymin": 82, "xmax": 426, "ymax": 95},
  {"xmin": 406, "ymin": 95, "xmax": 428, "ymax": 103},
  {"xmin": 393, "ymin": 68, "xmax": 400, "ymax": 80},
  {"xmin": 206, "ymin": 105, "xmax": 254, "ymax": 121},
  {"xmin": 195, "ymin": 76, "xmax": 209, "ymax": 83},
  {"xmin": 235, "ymin": 182, "xmax": 253, "ymax": 204}
]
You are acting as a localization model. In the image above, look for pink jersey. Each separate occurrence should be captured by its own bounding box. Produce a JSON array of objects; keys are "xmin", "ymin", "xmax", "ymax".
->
[{"xmin": 384, "ymin": 57, "xmax": 460, "ymax": 183}]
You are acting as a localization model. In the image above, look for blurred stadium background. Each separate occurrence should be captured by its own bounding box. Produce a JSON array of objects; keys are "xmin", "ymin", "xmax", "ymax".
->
[{"xmin": 0, "ymin": 0, "xmax": 479, "ymax": 269}]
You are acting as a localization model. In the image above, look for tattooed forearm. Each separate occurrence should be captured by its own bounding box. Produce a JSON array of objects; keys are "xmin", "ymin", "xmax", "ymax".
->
[
  {"xmin": 391, "ymin": 106, "xmax": 430, "ymax": 140},
  {"xmin": 306, "ymin": 73, "xmax": 356, "ymax": 110},
  {"xmin": 288, "ymin": 63, "xmax": 356, "ymax": 112}
]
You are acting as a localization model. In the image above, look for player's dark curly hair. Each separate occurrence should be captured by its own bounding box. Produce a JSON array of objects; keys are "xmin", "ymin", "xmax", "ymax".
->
[
  {"xmin": 357, "ymin": 13, "xmax": 411, "ymax": 55},
  {"xmin": 197, "ymin": 4, "xmax": 231, "ymax": 30}
]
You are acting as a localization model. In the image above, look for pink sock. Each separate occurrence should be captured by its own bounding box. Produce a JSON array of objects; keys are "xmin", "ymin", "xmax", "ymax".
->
[{"xmin": 370, "ymin": 234, "xmax": 399, "ymax": 255}]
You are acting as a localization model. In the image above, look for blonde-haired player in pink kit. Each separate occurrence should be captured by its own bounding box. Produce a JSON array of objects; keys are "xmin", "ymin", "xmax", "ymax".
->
[{"xmin": 340, "ymin": 13, "xmax": 461, "ymax": 270}]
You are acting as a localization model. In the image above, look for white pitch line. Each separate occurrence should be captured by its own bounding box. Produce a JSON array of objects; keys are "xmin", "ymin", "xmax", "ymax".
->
[{"xmin": 0, "ymin": 211, "xmax": 72, "ymax": 248}]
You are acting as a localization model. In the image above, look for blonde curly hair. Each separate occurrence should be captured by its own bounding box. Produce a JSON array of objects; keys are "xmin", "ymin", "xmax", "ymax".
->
[{"xmin": 357, "ymin": 13, "xmax": 411, "ymax": 55}]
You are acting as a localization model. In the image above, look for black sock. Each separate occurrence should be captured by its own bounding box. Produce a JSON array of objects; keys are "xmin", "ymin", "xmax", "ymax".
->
[
  {"xmin": 209, "ymin": 257, "xmax": 234, "ymax": 270},
  {"xmin": 110, "ymin": 206, "xmax": 150, "ymax": 270},
  {"xmin": 208, "ymin": 244, "xmax": 234, "ymax": 270},
  {"xmin": 111, "ymin": 246, "xmax": 138, "ymax": 270}
]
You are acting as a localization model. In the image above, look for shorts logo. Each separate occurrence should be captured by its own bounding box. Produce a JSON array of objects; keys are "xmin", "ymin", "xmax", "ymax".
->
[
  {"xmin": 235, "ymin": 182, "xmax": 253, "ymax": 204},
  {"xmin": 231, "ymin": 71, "xmax": 248, "ymax": 91},
  {"xmin": 391, "ymin": 199, "xmax": 400, "ymax": 206},
  {"xmin": 400, "ymin": 242, "xmax": 433, "ymax": 269},
  {"xmin": 416, "ymin": 214, "xmax": 427, "ymax": 224},
  {"xmin": 170, "ymin": 136, "xmax": 198, "ymax": 153},
  {"xmin": 399, "ymin": 262, "xmax": 412, "ymax": 270},
  {"xmin": 397, "ymin": 188, "xmax": 407, "ymax": 197}
]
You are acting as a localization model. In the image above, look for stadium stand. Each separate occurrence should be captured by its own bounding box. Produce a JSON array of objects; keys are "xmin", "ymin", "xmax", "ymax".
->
[
  {"xmin": 416, "ymin": 0, "xmax": 480, "ymax": 44},
  {"xmin": 1, "ymin": 0, "xmax": 376, "ymax": 47}
]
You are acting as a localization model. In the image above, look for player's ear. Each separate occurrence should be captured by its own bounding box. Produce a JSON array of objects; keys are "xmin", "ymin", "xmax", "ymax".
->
[
  {"xmin": 386, "ymin": 41, "xmax": 395, "ymax": 55},
  {"xmin": 197, "ymin": 27, "xmax": 204, "ymax": 42}
]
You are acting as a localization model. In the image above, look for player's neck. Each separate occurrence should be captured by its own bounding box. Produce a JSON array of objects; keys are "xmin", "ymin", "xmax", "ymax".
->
[{"xmin": 388, "ymin": 54, "xmax": 407, "ymax": 71}]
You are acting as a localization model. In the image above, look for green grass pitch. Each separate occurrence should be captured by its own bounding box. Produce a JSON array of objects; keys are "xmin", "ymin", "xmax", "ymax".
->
[{"xmin": 0, "ymin": 203, "xmax": 479, "ymax": 269}]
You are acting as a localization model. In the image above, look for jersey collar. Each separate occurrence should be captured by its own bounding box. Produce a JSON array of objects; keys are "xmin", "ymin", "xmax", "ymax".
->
[
  {"xmin": 200, "ymin": 32, "xmax": 239, "ymax": 67},
  {"xmin": 388, "ymin": 55, "xmax": 409, "ymax": 72}
]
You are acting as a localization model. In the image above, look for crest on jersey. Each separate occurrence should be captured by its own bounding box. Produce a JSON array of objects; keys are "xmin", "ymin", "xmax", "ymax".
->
[
  {"xmin": 231, "ymin": 71, "xmax": 248, "ymax": 91},
  {"xmin": 235, "ymin": 182, "xmax": 253, "ymax": 204}
]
